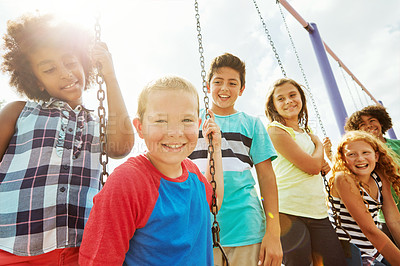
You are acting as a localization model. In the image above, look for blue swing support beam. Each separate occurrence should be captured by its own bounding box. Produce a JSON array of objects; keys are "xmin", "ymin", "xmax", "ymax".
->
[{"xmin": 277, "ymin": 0, "xmax": 397, "ymax": 139}]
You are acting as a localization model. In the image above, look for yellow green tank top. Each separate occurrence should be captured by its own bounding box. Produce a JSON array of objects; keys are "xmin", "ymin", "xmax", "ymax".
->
[{"xmin": 267, "ymin": 121, "xmax": 328, "ymax": 219}]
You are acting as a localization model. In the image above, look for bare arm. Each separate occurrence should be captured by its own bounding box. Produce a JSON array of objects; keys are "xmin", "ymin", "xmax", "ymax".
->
[
  {"xmin": 267, "ymin": 126, "xmax": 323, "ymax": 175},
  {"xmin": 255, "ymin": 160, "xmax": 282, "ymax": 266},
  {"xmin": 202, "ymin": 110, "xmax": 224, "ymax": 210},
  {"xmin": 335, "ymin": 172, "xmax": 400, "ymax": 265},
  {"xmin": 0, "ymin": 101, "xmax": 25, "ymax": 161},
  {"xmin": 379, "ymin": 172, "xmax": 400, "ymax": 247},
  {"xmin": 92, "ymin": 42, "xmax": 134, "ymax": 159}
]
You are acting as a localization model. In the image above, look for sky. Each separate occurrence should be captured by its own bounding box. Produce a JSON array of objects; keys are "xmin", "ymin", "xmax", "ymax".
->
[{"xmin": 0, "ymin": 0, "xmax": 399, "ymax": 170}]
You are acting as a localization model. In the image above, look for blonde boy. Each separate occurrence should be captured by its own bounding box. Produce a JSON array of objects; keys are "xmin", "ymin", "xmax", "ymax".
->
[{"xmin": 79, "ymin": 76, "xmax": 223, "ymax": 265}]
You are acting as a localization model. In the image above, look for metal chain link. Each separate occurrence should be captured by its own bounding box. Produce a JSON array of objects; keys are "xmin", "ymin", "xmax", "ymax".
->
[
  {"xmin": 194, "ymin": 1, "xmax": 210, "ymax": 117},
  {"xmin": 277, "ymin": 2, "xmax": 327, "ymax": 138},
  {"xmin": 359, "ymin": 81, "xmax": 372, "ymax": 106},
  {"xmin": 252, "ymin": 0, "xmax": 287, "ymax": 77},
  {"xmin": 338, "ymin": 62, "xmax": 359, "ymax": 110},
  {"xmin": 95, "ymin": 17, "xmax": 109, "ymax": 185},
  {"xmin": 353, "ymin": 77, "xmax": 365, "ymax": 108},
  {"xmin": 194, "ymin": 1, "xmax": 228, "ymax": 264},
  {"xmin": 323, "ymin": 176, "xmax": 352, "ymax": 241}
]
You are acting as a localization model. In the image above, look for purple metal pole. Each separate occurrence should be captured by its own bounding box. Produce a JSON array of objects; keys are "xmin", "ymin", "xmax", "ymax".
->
[
  {"xmin": 308, "ymin": 23, "xmax": 347, "ymax": 135},
  {"xmin": 278, "ymin": 0, "xmax": 380, "ymax": 105},
  {"xmin": 379, "ymin": 101, "xmax": 398, "ymax": 139},
  {"xmin": 388, "ymin": 126, "xmax": 398, "ymax": 139}
]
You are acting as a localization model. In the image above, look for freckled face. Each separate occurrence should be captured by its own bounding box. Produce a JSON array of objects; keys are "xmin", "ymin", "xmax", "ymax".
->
[
  {"xmin": 343, "ymin": 140, "xmax": 379, "ymax": 179},
  {"xmin": 29, "ymin": 46, "xmax": 85, "ymax": 109}
]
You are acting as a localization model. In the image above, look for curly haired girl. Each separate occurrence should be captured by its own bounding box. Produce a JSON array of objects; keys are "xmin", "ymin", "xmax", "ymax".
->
[
  {"xmin": 330, "ymin": 130, "xmax": 400, "ymax": 265},
  {"xmin": 0, "ymin": 13, "xmax": 134, "ymax": 264}
]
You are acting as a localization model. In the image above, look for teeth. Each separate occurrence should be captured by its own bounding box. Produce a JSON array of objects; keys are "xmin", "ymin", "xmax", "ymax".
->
[
  {"xmin": 164, "ymin": 144, "xmax": 183, "ymax": 149},
  {"xmin": 64, "ymin": 82, "xmax": 76, "ymax": 89},
  {"xmin": 368, "ymin": 128, "xmax": 378, "ymax": 135},
  {"xmin": 219, "ymin": 95, "xmax": 229, "ymax": 98},
  {"xmin": 355, "ymin": 164, "xmax": 367, "ymax": 168}
]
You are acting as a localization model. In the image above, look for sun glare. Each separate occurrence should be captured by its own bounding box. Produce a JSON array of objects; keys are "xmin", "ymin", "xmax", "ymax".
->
[{"xmin": 21, "ymin": 0, "xmax": 106, "ymax": 31}]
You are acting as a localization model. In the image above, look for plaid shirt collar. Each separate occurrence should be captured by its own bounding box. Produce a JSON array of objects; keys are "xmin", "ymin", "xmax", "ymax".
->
[{"xmin": 41, "ymin": 97, "xmax": 94, "ymax": 113}]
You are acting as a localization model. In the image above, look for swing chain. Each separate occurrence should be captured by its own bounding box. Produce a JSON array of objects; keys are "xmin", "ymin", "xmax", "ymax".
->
[
  {"xmin": 252, "ymin": 0, "xmax": 286, "ymax": 77},
  {"xmin": 352, "ymin": 76, "xmax": 365, "ymax": 109},
  {"xmin": 194, "ymin": 0, "xmax": 218, "ymax": 235},
  {"xmin": 194, "ymin": 1, "xmax": 209, "ymax": 115},
  {"xmin": 276, "ymin": 2, "xmax": 355, "ymax": 242},
  {"xmin": 323, "ymin": 176, "xmax": 352, "ymax": 241},
  {"xmin": 194, "ymin": 1, "xmax": 229, "ymax": 265},
  {"xmin": 338, "ymin": 62, "xmax": 359, "ymax": 111},
  {"xmin": 208, "ymin": 136, "xmax": 221, "ymax": 244},
  {"xmin": 277, "ymin": 2, "xmax": 327, "ymax": 138},
  {"xmin": 95, "ymin": 16, "xmax": 109, "ymax": 185}
]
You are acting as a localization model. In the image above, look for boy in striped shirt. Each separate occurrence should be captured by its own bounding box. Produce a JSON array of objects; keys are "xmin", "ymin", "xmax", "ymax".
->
[{"xmin": 189, "ymin": 53, "xmax": 282, "ymax": 266}]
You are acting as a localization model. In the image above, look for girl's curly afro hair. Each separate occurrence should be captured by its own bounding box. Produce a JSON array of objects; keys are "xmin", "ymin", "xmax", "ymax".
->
[{"xmin": 1, "ymin": 13, "xmax": 95, "ymax": 101}]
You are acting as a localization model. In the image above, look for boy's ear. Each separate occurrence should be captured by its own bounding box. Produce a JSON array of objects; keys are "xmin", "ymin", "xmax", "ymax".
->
[
  {"xmin": 239, "ymin": 85, "xmax": 245, "ymax": 96},
  {"xmin": 207, "ymin": 82, "xmax": 211, "ymax": 93},
  {"xmin": 133, "ymin": 118, "xmax": 144, "ymax": 139},
  {"xmin": 198, "ymin": 118, "xmax": 202, "ymax": 128}
]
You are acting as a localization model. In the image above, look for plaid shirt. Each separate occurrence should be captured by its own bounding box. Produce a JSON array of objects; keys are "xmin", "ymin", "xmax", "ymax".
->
[{"xmin": 0, "ymin": 99, "xmax": 101, "ymax": 256}]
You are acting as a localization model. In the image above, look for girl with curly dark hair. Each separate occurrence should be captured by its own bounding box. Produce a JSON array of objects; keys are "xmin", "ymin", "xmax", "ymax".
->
[{"xmin": 0, "ymin": 13, "xmax": 134, "ymax": 264}]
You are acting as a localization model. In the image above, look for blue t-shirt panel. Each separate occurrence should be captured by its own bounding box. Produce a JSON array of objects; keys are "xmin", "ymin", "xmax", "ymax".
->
[{"xmin": 125, "ymin": 172, "xmax": 213, "ymax": 265}]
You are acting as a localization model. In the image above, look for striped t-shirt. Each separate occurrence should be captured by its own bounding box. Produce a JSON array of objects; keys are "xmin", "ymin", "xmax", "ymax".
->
[
  {"xmin": 0, "ymin": 99, "xmax": 101, "ymax": 256},
  {"xmin": 330, "ymin": 172, "xmax": 383, "ymax": 258},
  {"xmin": 189, "ymin": 110, "xmax": 277, "ymax": 246}
]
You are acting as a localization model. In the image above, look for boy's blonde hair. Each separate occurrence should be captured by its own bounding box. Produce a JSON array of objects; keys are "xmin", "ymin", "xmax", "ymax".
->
[
  {"xmin": 330, "ymin": 130, "xmax": 400, "ymax": 196},
  {"xmin": 137, "ymin": 76, "xmax": 199, "ymax": 121}
]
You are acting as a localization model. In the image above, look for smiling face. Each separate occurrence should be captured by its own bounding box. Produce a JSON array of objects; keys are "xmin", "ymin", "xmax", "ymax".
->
[
  {"xmin": 29, "ymin": 46, "xmax": 85, "ymax": 109},
  {"xmin": 358, "ymin": 115, "xmax": 383, "ymax": 140},
  {"xmin": 343, "ymin": 140, "xmax": 379, "ymax": 180},
  {"xmin": 272, "ymin": 82, "xmax": 303, "ymax": 122},
  {"xmin": 209, "ymin": 67, "xmax": 244, "ymax": 115},
  {"xmin": 134, "ymin": 89, "xmax": 200, "ymax": 178}
]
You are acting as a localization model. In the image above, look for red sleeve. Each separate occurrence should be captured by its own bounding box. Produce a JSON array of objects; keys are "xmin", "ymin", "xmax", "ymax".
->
[{"xmin": 79, "ymin": 156, "xmax": 160, "ymax": 265}]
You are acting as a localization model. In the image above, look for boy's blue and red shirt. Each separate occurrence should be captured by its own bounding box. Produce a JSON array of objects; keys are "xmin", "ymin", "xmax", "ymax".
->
[
  {"xmin": 0, "ymin": 99, "xmax": 101, "ymax": 256},
  {"xmin": 79, "ymin": 154, "xmax": 213, "ymax": 265}
]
